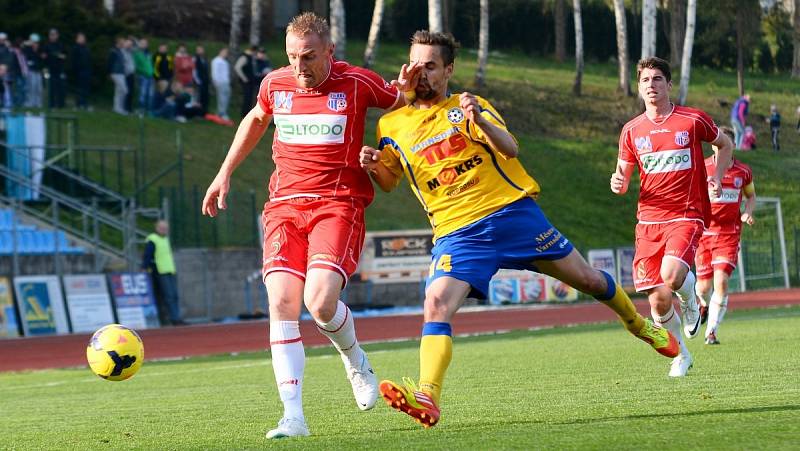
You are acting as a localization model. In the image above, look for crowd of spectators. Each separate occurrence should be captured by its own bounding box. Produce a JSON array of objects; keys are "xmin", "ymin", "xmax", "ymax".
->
[{"xmin": 0, "ymin": 29, "xmax": 273, "ymax": 125}]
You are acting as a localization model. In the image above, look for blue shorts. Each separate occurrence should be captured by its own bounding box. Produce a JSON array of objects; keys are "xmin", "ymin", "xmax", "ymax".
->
[{"xmin": 427, "ymin": 197, "xmax": 574, "ymax": 299}]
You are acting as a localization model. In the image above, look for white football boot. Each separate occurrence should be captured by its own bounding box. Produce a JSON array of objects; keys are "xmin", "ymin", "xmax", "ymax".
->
[
  {"xmin": 680, "ymin": 292, "xmax": 702, "ymax": 339},
  {"xmin": 668, "ymin": 353, "xmax": 693, "ymax": 378},
  {"xmin": 345, "ymin": 352, "xmax": 378, "ymax": 410},
  {"xmin": 266, "ymin": 417, "xmax": 310, "ymax": 439}
]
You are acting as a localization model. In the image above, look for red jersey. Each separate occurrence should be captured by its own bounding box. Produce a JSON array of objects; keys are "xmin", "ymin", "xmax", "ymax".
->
[
  {"xmin": 257, "ymin": 60, "xmax": 399, "ymax": 204},
  {"xmin": 704, "ymin": 157, "xmax": 753, "ymax": 235},
  {"xmin": 619, "ymin": 104, "xmax": 719, "ymax": 225}
]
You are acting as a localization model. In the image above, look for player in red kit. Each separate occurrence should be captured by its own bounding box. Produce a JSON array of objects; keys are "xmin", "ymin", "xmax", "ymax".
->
[
  {"xmin": 611, "ymin": 57, "xmax": 733, "ymax": 377},
  {"xmin": 695, "ymin": 127, "xmax": 756, "ymax": 345},
  {"xmin": 201, "ymin": 12, "xmax": 420, "ymax": 439}
]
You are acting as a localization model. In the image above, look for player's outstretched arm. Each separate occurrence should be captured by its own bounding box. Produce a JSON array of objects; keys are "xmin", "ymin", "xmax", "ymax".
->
[
  {"xmin": 202, "ymin": 106, "xmax": 272, "ymax": 217},
  {"xmin": 390, "ymin": 61, "xmax": 422, "ymax": 109},
  {"xmin": 708, "ymin": 130, "xmax": 734, "ymax": 198},
  {"xmin": 460, "ymin": 92, "xmax": 518, "ymax": 157},
  {"xmin": 360, "ymin": 145, "xmax": 401, "ymax": 193},
  {"xmin": 610, "ymin": 160, "xmax": 634, "ymax": 195}
]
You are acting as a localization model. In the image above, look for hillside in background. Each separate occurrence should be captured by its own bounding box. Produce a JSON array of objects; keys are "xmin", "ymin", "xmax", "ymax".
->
[{"xmin": 68, "ymin": 39, "xmax": 800, "ymax": 271}]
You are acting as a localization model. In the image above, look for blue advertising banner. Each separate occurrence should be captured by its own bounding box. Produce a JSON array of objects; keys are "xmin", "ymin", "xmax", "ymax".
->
[
  {"xmin": 13, "ymin": 275, "xmax": 69, "ymax": 336},
  {"xmin": 108, "ymin": 273, "xmax": 160, "ymax": 329}
]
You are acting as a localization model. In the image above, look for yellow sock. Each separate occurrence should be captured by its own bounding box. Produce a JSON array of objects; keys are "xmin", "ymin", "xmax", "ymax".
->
[
  {"xmin": 418, "ymin": 322, "xmax": 452, "ymax": 404},
  {"xmin": 595, "ymin": 271, "xmax": 645, "ymax": 335}
]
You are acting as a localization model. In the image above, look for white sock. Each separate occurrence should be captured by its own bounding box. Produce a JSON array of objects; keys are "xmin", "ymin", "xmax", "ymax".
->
[
  {"xmin": 315, "ymin": 300, "xmax": 364, "ymax": 369},
  {"xmin": 269, "ymin": 320, "xmax": 305, "ymax": 421},
  {"xmin": 706, "ymin": 293, "xmax": 729, "ymax": 336},
  {"xmin": 675, "ymin": 271, "xmax": 697, "ymax": 307},
  {"xmin": 652, "ymin": 304, "xmax": 689, "ymax": 356}
]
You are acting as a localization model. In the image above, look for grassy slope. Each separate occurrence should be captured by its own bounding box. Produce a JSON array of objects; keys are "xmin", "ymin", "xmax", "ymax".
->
[
  {"xmin": 71, "ymin": 40, "xmax": 800, "ymax": 254},
  {"xmin": 1, "ymin": 306, "xmax": 798, "ymax": 449}
]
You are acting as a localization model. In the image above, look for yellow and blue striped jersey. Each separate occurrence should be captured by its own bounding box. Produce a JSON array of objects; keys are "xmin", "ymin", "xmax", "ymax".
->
[{"xmin": 376, "ymin": 94, "xmax": 540, "ymax": 239}]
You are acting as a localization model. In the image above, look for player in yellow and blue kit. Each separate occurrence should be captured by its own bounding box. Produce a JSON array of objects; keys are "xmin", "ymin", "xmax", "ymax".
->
[{"xmin": 359, "ymin": 30, "xmax": 680, "ymax": 429}]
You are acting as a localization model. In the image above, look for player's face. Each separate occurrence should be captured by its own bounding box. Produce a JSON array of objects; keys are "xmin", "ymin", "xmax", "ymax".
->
[
  {"xmin": 410, "ymin": 44, "xmax": 453, "ymax": 102},
  {"xmin": 638, "ymin": 68, "xmax": 672, "ymax": 105},
  {"xmin": 286, "ymin": 32, "xmax": 333, "ymax": 89}
]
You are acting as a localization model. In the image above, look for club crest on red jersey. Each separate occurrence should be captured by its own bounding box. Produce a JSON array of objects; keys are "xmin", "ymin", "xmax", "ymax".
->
[
  {"xmin": 634, "ymin": 136, "xmax": 652, "ymax": 152},
  {"xmin": 674, "ymin": 130, "xmax": 690, "ymax": 147},
  {"xmin": 327, "ymin": 92, "xmax": 347, "ymax": 112},
  {"xmin": 734, "ymin": 177, "xmax": 743, "ymax": 188},
  {"xmin": 274, "ymin": 91, "xmax": 293, "ymax": 113}
]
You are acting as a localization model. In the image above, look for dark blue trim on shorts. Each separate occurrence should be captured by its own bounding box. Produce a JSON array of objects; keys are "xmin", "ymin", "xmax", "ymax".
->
[
  {"xmin": 595, "ymin": 270, "xmax": 616, "ymax": 301},
  {"xmin": 422, "ymin": 322, "xmax": 452, "ymax": 336}
]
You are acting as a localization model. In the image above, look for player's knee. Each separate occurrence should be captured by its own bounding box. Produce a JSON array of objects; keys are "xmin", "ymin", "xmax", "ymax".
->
[
  {"xmin": 424, "ymin": 295, "xmax": 455, "ymax": 322},
  {"xmin": 661, "ymin": 273, "xmax": 683, "ymax": 291},
  {"xmin": 306, "ymin": 298, "xmax": 336, "ymax": 323}
]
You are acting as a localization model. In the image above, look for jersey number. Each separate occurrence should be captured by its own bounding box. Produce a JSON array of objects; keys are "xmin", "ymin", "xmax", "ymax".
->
[{"xmin": 430, "ymin": 254, "xmax": 452, "ymax": 276}]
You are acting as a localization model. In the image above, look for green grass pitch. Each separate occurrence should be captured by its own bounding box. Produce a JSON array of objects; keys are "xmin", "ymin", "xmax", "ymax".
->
[{"xmin": 2, "ymin": 306, "xmax": 799, "ymax": 450}]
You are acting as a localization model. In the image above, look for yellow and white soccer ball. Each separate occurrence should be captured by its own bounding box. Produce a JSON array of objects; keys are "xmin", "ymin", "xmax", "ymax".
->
[{"xmin": 86, "ymin": 324, "xmax": 145, "ymax": 381}]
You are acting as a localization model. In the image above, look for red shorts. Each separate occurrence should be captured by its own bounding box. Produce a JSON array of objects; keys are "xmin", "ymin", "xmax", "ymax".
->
[
  {"xmin": 261, "ymin": 197, "xmax": 366, "ymax": 285},
  {"xmin": 695, "ymin": 233, "xmax": 740, "ymax": 280},
  {"xmin": 633, "ymin": 220, "xmax": 704, "ymax": 292}
]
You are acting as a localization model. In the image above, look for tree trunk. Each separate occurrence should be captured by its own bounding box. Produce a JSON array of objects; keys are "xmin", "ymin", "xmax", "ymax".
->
[
  {"xmin": 475, "ymin": 0, "xmax": 489, "ymax": 88},
  {"xmin": 613, "ymin": 0, "xmax": 631, "ymax": 95},
  {"xmin": 330, "ymin": 0, "xmax": 346, "ymax": 61},
  {"xmin": 363, "ymin": 0, "xmax": 385, "ymax": 68},
  {"xmin": 250, "ymin": 0, "xmax": 262, "ymax": 46},
  {"xmin": 229, "ymin": 0, "xmax": 244, "ymax": 53},
  {"xmin": 573, "ymin": 0, "xmax": 584, "ymax": 96},
  {"xmin": 669, "ymin": 0, "xmax": 686, "ymax": 67},
  {"xmin": 678, "ymin": 0, "xmax": 696, "ymax": 105},
  {"xmin": 555, "ymin": 0, "xmax": 567, "ymax": 63},
  {"xmin": 792, "ymin": 0, "xmax": 800, "ymax": 77},
  {"xmin": 428, "ymin": 0, "xmax": 444, "ymax": 33},
  {"xmin": 641, "ymin": 0, "xmax": 657, "ymax": 59},
  {"xmin": 736, "ymin": 6, "xmax": 745, "ymax": 96}
]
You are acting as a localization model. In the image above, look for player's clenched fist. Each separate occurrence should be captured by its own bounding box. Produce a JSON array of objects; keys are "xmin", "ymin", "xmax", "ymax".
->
[
  {"xmin": 610, "ymin": 170, "xmax": 627, "ymax": 194},
  {"xmin": 360, "ymin": 146, "xmax": 382, "ymax": 172},
  {"xmin": 459, "ymin": 92, "xmax": 484, "ymax": 125}
]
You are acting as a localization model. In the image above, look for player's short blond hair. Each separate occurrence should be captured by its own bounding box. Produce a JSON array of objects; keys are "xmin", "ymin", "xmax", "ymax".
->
[
  {"xmin": 286, "ymin": 12, "xmax": 331, "ymax": 43},
  {"xmin": 718, "ymin": 126, "xmax": 734, "ymax": 141}
]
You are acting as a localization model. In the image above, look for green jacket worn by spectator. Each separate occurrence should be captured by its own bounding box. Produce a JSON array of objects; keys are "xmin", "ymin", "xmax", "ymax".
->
[{"xmin": 133, "ymin": 49, "xmax": 153, "ymax": 77}]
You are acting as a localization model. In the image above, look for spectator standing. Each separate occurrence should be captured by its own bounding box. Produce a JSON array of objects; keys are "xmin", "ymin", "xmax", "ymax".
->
[
  {"xmin": 730, "ymin": 94, "xmax": 750, "ymax": 149},
  {"xmin": 108, "ymin": 38, "xmax": 128, "ymax": 115},
  {"xmin": 234, "ymin": 45, "xmax": 257, "ymax": 117},
  {"xmin": 133, "ymin": 38, "xmax": 154, "ymax": 113},
  {"xmin": 768, "ymin": 104, "xmax": 780, "ymax": 152},
  {"xmin": 192, "ymin": 45, "xmax": 210, "ymax": 114},
  {"xmin": 173, "ymin": 44, "xmax": 194, "ymax": 87},
  {"xmin": 0, "ymin": 64, "xmax": 10, "ymax": 109},
  {"xmin": 255, "ymin": 48, "xmax": 272, "ymax": 80},
  {"xmin": 0, "ymin": 33, "xmax": 11, "ymax": 68},
  {"xmin": 211, "ymin": 47, "xmax": 231, "ymax": 120},
  {"xmin": 71, "ymin": 32, "xmax": 92, "ymax": 110},
  {"xmin": 122, "ymin": 38, "xmax": 136, "ymax": 113},
  {"xmin": 9, "ymin": 38, "xmax": 28, "ymax": 107},
  {"xmin": 42, "ymin": 28, "xmax": 67, "ymax": 108},
  {"xmin": 0, "ymin": 34, "xmax": 12, "ymax": 103},
  {"xmin": 141, "ymin": 220, "xmax": 185, "ymax": 326},
  {"xmin": 153, "ymin": 43, "xmax": 173, "ymax": 93},
  {"xmin": 23, "ymin": 34, "xmax": 43, "ymax": 108}
]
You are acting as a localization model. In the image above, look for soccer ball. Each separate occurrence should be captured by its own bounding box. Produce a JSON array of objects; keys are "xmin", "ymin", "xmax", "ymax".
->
[{"xmin": 86, "ymin": 324, "xmax": 145, "ymax": 381}]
